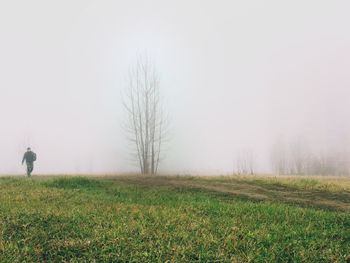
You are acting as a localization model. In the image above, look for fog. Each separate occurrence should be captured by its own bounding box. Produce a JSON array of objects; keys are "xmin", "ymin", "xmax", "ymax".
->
[{"xmin": 1, "ymin": 0, "xmax": 349, "ymax": 175}]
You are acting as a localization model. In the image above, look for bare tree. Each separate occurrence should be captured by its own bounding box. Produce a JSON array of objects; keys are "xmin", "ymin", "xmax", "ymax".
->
[
  {"xmin": 123, "ymin": 55, "xmax": 168, "ymax": 175},
  {"xmin": 235, "ymin": 149, "xmax": 255, "ymax": 175},
  {"xmin": 289, "ymin": 137, "xmax": 310, "ymax": 175},
  {"xmin": 271, "ymin": 141, "xmax": 288, "ymax": 175}
]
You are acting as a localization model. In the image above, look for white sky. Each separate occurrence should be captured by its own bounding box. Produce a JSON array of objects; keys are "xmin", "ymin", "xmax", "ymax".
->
[{"xmin": 0, "ymin": 0, "xmax": 349, "ymax": 174}]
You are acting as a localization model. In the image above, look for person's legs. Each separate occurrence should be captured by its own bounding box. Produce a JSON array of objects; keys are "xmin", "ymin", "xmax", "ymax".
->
[{"xmin": 26, "ymin": 162, "xmax": 33, "ymax": 177}]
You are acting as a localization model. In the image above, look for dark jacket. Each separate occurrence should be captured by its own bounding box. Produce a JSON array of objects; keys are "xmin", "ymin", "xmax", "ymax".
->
[{"xmin": 22, "ymin": 151, "xmax": 37, "ymax": 164}]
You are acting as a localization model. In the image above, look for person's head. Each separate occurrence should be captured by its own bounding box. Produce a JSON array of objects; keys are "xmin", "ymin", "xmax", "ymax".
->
[{"xmin": 27, "ymin": 147, "xmax": 31, "ymax": 151}]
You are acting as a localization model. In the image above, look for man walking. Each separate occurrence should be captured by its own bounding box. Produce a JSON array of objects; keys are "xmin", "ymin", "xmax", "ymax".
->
[{"xmin": 22, "ymin": 147, "xmax": 37, "ymax": 177}]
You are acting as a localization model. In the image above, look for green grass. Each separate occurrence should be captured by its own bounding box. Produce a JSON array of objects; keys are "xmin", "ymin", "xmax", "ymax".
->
[{"xmin": 0, "ymin": 175, "xmax": 349, "ymax": 262}]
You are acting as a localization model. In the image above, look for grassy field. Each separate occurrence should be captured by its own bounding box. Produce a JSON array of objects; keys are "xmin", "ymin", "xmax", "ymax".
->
[{"xmin": 0, "ymin": 175, "xmax": 349, "ymax": 262}]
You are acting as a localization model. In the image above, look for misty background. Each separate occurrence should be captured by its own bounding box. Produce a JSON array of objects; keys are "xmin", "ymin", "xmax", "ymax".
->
[{"xmin": 0, "ymin": 0, "xmax": 349, "ymax": 175}]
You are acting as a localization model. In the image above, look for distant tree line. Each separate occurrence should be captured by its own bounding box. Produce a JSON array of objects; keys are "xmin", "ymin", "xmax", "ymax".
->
[
  {"xmin": 233, "ymin": 138, "xmax": 349, "ymax": 176},
  {"xmin": 270, "ymin": 137, "xmax": 350, "ymax": 176}
]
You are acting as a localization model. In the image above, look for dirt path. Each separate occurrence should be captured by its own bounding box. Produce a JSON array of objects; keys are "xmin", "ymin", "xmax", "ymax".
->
[{"xmin": 103, "ymin": 175, "xmax": 350, "ymax": 211}]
